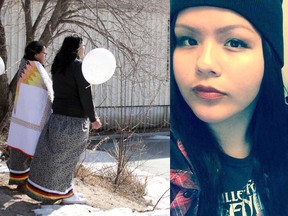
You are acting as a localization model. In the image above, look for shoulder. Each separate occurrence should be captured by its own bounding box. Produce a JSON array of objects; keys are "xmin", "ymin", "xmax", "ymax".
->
[
  {"xmin": 170, "ymin": 131, "xmax": 200, "ymax": 216},
  {"xmin": 75, "ymin": 59, "xmax": 82, "ymax": 64},
  {"xmin": 70, "ymin": 59, "xmax": 82, "ymax": 69},
  {"xmin": 170, "ymin": 132, "xmax": 198, "ymax": 184},
  {"xmin": 33, "ymin": 61, "xmax": 45, "ymax": 70},
  {"xmin": 69, "ymin": 59, "xmax": 83, "ymax": 76},
  {"xmin": 171, "ymin": 131, "xmax": 191, "ymax": 170}
]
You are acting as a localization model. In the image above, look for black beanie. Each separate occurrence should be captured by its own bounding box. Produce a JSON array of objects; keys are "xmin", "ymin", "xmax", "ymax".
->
[{"xmin": 171, "ymin": 0, "xmax": 284, "ymax": 67}]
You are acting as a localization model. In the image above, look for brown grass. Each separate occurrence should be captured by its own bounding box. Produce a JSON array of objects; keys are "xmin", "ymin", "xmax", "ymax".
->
[{"xmin": 75, "ymin": 164, "xmax": 147, "ymax": 205}]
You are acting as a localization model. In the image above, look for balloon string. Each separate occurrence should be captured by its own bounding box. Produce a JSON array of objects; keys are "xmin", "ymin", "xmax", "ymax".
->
[
  {"xmin": 86, "ymin": 84, "xmax": 91, "ymax": 89},
  {"xmin": 95, "ymin": 110, "xmax": 99, "ymax": 119}
]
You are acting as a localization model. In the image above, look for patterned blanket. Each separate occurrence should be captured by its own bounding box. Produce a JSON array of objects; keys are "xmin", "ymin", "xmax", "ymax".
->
[{"xmin": 7, "ymin": 60, "xmax": 53, "ymax": 156}]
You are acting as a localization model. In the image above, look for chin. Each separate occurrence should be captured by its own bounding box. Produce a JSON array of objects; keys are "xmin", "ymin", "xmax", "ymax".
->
[
  {"xmin": 195, "ymin": 114, "xmax": 227, "ymax": 124},
  {"xmin": 192, "ymin": 107, "xmax": 234, "ymax": 124}
]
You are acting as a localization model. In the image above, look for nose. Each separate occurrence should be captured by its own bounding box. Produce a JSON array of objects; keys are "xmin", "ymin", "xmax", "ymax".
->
[{"xmin": 196, "ymin": 41, "xmax": 221, "ymax": 77}]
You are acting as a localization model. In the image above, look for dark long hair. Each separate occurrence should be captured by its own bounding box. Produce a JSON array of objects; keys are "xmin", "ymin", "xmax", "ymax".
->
[
  {"xmin": 170, "ymin": 10, "xmax": 288, "ymax": 216},
  {"xmin": 51, "ymin": 35, "xmax": 82, "ymax": 74},
  {"xmin": 23, "ymin": 41, "xmax": 44, "ymax": 61}
]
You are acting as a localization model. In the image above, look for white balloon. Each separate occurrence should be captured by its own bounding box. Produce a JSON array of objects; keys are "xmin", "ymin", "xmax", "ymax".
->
[
  {"xmin": 82, "ymin": 48, "xmax": 116, "ymax": 85},
  {"xmin": 0, "ymin": 56, "xmax": 5, "ymax": 76}
]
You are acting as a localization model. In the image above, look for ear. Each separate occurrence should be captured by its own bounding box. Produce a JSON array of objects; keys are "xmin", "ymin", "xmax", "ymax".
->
[
  {"xmin": 34, "ymin": 53, "xmax": 40, "ymax": 60},
  {"xmin": 35, "ymin": 51, "xmax": 40, "ymax": 57}
]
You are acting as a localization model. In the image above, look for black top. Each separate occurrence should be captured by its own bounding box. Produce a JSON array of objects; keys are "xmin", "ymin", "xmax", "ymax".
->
[
  {"xmin": 52, "ymin": 59, "xmax": 96, "ymax": 122},
  {"xmin": 219, "ymin": 151, "xmax": 253, "ymax": 192},
  {"xmin": 218, "ymin": 152, "xmax": 265, "ymax": 215}
]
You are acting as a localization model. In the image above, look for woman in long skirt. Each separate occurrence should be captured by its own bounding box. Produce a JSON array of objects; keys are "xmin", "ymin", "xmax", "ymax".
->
[
  {"xmin": 25, "ymin": 35, "xmax": 102, "ymax": 204},
  {"xmin": 7, "ymin": 41, "xmax": 52, "ymax": 190}
]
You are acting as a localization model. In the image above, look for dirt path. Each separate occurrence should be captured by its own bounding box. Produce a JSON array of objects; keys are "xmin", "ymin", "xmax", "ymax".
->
[{"xmin": 0, "ymin": 169, "xmax": 148, "ymax": 216}]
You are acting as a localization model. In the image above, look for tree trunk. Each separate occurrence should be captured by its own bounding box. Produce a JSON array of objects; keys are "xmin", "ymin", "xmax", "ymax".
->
[
  {"xmin": 0, "ymin": 74, "xmax": 14, "ymax": 134},
  {"xmin": 0, "ymin": 0, "xmax": 11, "ymax": 135},
  {"xmin": 0, "ymin": 0, "xmax": 7, "ymax": 64}
]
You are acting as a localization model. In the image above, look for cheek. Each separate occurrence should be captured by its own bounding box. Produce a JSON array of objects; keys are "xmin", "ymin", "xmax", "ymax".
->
[
  {"xmin": 231, "ymin": 56, "xmax": 264, "ymax": 100},
  {"xmin": 173, "ymin": 50, "xmax": 195, "ymax": 88}
]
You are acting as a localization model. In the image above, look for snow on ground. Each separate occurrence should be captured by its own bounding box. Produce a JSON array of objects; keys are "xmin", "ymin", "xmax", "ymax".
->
[{"xmin": 33, "ymin": 205, "xmax": 169, "ymax": 216}]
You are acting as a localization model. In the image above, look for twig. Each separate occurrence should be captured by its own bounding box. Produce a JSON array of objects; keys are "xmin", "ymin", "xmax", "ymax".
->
[{"xmin": 152, "ymin": 188, "xmax": 169, "ymax": 211}]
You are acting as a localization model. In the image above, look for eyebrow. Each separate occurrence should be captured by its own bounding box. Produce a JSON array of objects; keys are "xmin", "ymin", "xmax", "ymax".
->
[
  {"xmin": 174, "ymin": 24, "xmax": 201, "ymax": 35},
  {"xmin": 215, "ymin": 24, "xmax": 257, "ymax": 35},
  {"xmin": 174, "ymin": 24, "xmax": 257, "ymax": 35}
]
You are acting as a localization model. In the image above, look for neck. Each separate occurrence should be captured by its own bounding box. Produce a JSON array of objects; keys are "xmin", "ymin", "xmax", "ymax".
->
[{"xmin": 208, "ymin": 102, "xmax": 256, "ymax": 159}]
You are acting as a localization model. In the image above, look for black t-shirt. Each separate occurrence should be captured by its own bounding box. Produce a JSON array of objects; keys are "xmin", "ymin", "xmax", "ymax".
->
[{"xmin": 218, "ymin": 152, "xmax": 265, "ymax": 216}]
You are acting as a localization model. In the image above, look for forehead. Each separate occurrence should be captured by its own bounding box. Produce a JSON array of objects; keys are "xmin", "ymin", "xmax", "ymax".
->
[{"xmin": 176, "ymin": 6, "xmax": 256, "ymax": 32}]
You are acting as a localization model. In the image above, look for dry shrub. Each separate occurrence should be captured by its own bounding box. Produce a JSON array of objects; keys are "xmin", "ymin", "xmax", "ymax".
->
[
  {"xmin": 75, "ymin": 164, "xmax": 112, "ymax": 190},
  {"xmin": 75, "ymin": 164, "xmax": 147, "ymax": 204}
]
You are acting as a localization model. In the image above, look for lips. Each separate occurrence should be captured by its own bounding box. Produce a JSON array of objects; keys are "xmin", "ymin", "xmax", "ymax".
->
[{"xmin": 193, "ymin": 85, "xmax": 226, "ymax": 100}]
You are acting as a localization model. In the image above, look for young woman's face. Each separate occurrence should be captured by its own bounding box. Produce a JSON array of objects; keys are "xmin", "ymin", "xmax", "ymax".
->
[
  {"xmin": 78, "ymin": 43, "xmax": 85, "ymax": 60},
  {"xmin": 173, "ymin": 7, "xmax": 264, "ymax": 124},
  {"xmin": 35, "ymin": 46, "xmax": 47, "ymax": 65}
]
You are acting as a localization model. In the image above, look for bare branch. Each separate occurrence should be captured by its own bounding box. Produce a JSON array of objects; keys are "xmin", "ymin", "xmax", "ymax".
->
[
  {"xmin": 32, "ymin": 0, "xmax": 50, "ymax": 34},
  {"xmin": 23, "ymin": 0, "xmax": 34, "ymax": 43},
  {"xmin": 39, "ymin": 0, "xmax": 70, "ymax": 46}
]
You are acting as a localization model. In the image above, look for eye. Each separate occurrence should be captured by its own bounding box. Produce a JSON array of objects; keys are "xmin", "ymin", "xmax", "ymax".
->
[
  {"xmin": 176, "ymin": 36, "xmax": 198, "ymax": 47},
  {"xmin": 225, "ymin": 38, "xmax": 249, "ymax": 49}
]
